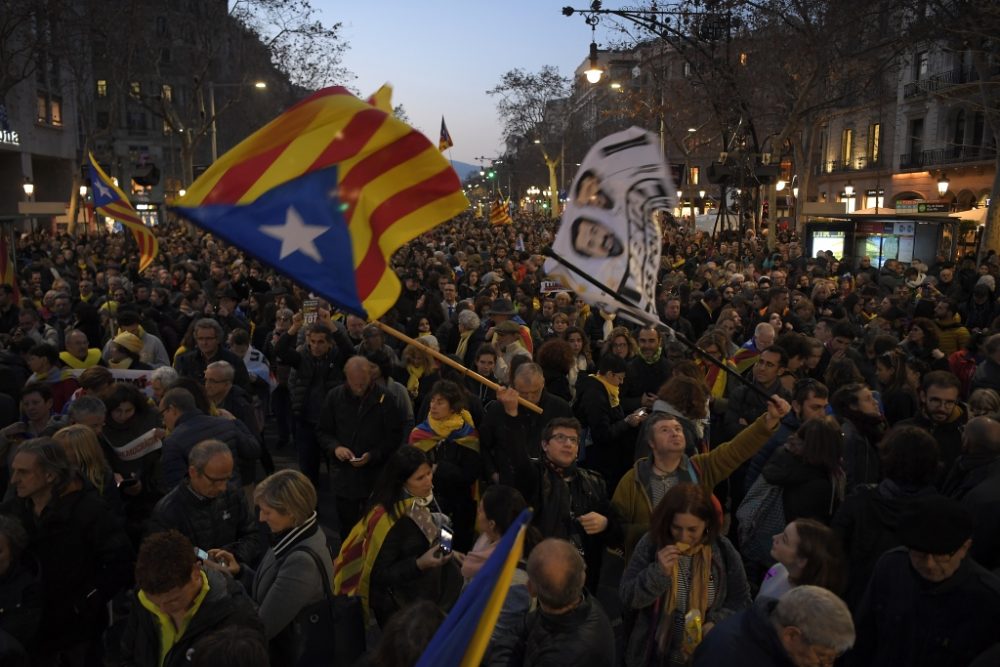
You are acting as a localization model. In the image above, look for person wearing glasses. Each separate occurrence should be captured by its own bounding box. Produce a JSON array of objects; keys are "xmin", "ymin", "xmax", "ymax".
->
[
  {"xmin": 897, "ymin": 371, "xmax": 966, "ymax": 476},
  {"xmin": 851, "ymin": 496, "xmax": 1000, "ymax": 667},
  {"xmin": 174, "ymin": 318, "xmax": 251, "ymax": 391},
  {"xmin": 505, "ymin": 416, "xmax": 618, "ymax": 594}
]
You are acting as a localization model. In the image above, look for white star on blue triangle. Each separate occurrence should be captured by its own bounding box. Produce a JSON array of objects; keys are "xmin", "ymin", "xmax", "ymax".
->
[{"xmin": 173, "ymin": 166, "xmax": 367, "ymax": 316}]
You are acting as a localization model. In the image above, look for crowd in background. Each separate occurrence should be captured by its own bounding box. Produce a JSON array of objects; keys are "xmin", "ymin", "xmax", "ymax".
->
[{"xmin": 0, "ymin": 208, "xmax": 998, "ymax": 666}]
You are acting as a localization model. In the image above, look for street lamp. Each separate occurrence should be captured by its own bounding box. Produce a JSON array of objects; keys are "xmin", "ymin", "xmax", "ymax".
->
[
  {"xmin": 22, "ymin": 178, "xmax": 34, "ymax": 198},
  {"xmin": 208, "ymin": 80, "xmax": 267, "ymax": 162},
  {"xmin": 775, "ymin": 179, "xmax": 786, "ymax": 191},
  {"xmin": 937, "ymin": 173, "xmax": 950, "ymax": 197},
  {"xmin": 584, "ymin": 40, "xmax": 603, "ymax": 84},
  {"xmin": 844, "ymin": 181, "xmax": 854, "ymax": 197}
]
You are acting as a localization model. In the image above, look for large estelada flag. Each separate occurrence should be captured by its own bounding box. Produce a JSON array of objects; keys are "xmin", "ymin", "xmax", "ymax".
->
[
  {"xmin": 439, "ymin": 116, "xmax": 454, "ymax": 152},
  {"xmin": 489, "ymin": 196, "xmax": 512, "ymax": 226},
  {"xmin": 415, "ymin": 509, "xmax": 532, "ymax": 667},
  {"xmin": 87, "ymin": 153, "xmax": 159, "ymax": 273},
  {"xmin": 173, "ymin": 86, "xmax": 468, "ymax": 319},
  {"xmin": 544, "ymin": 127, "xmax": 675, "ymax": 325}
]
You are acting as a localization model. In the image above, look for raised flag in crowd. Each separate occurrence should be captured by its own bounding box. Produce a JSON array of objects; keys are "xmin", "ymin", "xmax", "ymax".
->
[
  {"xmin": 415, "ymin": 509, "xmax": 532, "ymax": 667},
  {"xmin": 489, "ymin": 196, "xmax": 513, "ymax": 226},
  {"xmin": 544, "ymin": 126, "xmax": 675, "ymax": 325},
  {"xmin": 87, "ymin": 152, "xmax": 159, "ymax": 273},
  {"xmin": 439, "ymin": 116, "xmax": 454, "ymax": 152},
  {"xmin": 173, "ymin": 86, "xmax": 469, "ymax": 319},
  {"xmin": 0, "ymin": 229, "xmax": 18, "ymax": 300}
]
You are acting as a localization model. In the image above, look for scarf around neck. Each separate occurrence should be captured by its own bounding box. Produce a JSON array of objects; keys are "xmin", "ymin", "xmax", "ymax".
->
[
  {"xmin": 455, "ymin": 329, "xmax": 475, "ymax": 361},
  {"xmin": 591, "ymin": 373, "xmax": 620, "ymax": 408},
  {"xmin": 406, "ymin": 364, "xmax": 424, "ymax": 397},
  {"xmin": 641, "ymin": 347, "xmax": 663, "ymax": 364},
  {"xmin": 656, "ymin": 541, "xmax": 713, "ymax": 655},
  {"xmin": 272, "ymin": 511, "xmax": 319, "ymax": 559},
  {"xmin": 427, "ymin": 409, "xmax": 473, "ymax": 438}
]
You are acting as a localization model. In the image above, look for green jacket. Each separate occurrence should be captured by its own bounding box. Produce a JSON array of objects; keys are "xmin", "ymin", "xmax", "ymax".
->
[{"xmin": 611, "ymin": 414, "xmax": 776, "ymax": 560}]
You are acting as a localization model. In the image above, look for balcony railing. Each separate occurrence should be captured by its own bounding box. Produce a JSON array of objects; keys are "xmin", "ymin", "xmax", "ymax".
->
[
  {"xmin": 903, "ymin": 63, "xmax": 1000, "ymax": 99},
  {"xmin": 900, "ymin": 145, "xmax": 997, "ymax": 169},
  {"xmin": 823, "ymin": 157, "xmax": 884, "ymax": 173}
]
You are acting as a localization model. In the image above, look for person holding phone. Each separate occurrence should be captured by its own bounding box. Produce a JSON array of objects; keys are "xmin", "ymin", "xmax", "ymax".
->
[{"xmin": 366, "ymin": 447, "xmax": 463, "ymax": 629}]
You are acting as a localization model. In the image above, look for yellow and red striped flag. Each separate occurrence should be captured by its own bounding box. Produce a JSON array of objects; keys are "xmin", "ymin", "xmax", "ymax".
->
[
  {"xmin": 0, "ymin": 230, "xmax": 19, "ymax": 301},
  {"xmin": 87, "ymin": 153, "xmax": 159, "ymax": 273},
  {"xmin": 175, "ymin": 86, "xmax": 468, "ymax": 319},
  {"xmin": 439, "ymin": 116, "xmax": 454, "ymax": 152},
  {"xmin": 489, "ymin": 196, "xmax": 512, "ymax": 226}
]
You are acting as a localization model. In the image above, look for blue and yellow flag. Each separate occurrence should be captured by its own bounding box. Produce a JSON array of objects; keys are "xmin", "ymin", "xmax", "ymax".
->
[
  {"xmin": 415, "ymin": 508, "xmax": 532, "ymax": 667},
  {"xmin": 439, "ymin": 116, "xmax": 454, "ymax": 152},
  {"xmin": 173, "ymin": 87, "xmax": 468, "ymax": 319},
  {"xmin": 87, "ymin": 153, "xmax": 159, "ymax": 272}
]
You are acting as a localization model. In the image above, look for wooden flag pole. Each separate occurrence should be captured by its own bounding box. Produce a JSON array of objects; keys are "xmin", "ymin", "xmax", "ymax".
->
[{"xmin": 371, "ymin": 320, "xmax": 544, "ymax": 415}]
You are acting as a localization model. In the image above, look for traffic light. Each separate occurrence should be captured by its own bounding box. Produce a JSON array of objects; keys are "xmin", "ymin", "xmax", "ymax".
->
[{"xmin": 488, "ymin": 170, "xmax": 496, "ymax": 179}]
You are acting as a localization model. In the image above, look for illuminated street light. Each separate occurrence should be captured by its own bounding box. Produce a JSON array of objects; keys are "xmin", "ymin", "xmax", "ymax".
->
[{"xmin": 937, "ymin": 173, "xmax": 950, "ymax": 197}]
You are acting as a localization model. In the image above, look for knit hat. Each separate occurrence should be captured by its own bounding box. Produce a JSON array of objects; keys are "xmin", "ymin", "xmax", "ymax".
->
[
  {"xmin": 897, "ymin": 496, "xmax": 975, "ymax": 555},
  {"xmin": 113, "ymin": 331, "xmax": 144, "ymax": 355},
  {"xmin": 976, "ymin": 274, "xmax": 996, "ymax": 293}
]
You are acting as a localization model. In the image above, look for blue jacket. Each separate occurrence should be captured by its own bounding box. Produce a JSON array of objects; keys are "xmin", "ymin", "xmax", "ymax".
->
[
  {"xmin": 692, "ymin": 598, "xmax": 796, "ymax": 667},
  {"xmin": 160, "ymin": 411, "xmax": 260, "ymax": 489}
]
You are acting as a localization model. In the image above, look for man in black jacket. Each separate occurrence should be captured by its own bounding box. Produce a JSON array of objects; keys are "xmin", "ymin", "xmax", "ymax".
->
[
  {"xmin": 490, "ymin": 538, "xmax": 615, "ymax": 667},
  {"xmin": 204, "ymin": 360, "xmax": 273, "ymax": 477},
  {"xmin": 121, "ymin": 529, "xmax": 264, "ymax": 667},
  {"xmin": 318, "ymin": 356, "xmax": 405, "ymax": 537},
  {"xmin": 942, "ymin": 416, "xmax": 1000, "ymax": 570},
  {"xmin": 1, "ymin": 438, "xmax": 133, "ymax": 665},
  {"xmin": 621, "ymin": 326, "xmax": 671, "ymax": 414},
  {"xmin": 898, "ymin": 370, "xmax": 966, "ymax": 475},
  {"xmin": 149, "ymin": 440, "xmax": 265, "ymax": 569},
  {"xmin": 174, "ymin": 318, "xmax": 250, "ymax": 390},
  {"xmin": 275, "ymin": 316, "xmax": 355, "ymax": 484},
  {"xmin": 479, "ymin": 362, "xmax": 573, "ymax": 485}
]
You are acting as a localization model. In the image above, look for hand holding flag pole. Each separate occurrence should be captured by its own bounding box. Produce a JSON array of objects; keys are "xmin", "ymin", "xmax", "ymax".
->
[{"xmin": 372, "ymin": 320, "xmax": 542, "ymax": 414}]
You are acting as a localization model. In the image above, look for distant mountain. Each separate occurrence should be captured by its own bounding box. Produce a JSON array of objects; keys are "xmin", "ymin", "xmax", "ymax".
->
[{"xmin": 449, "ymin": 161, "xmax": 480, "ymax": 182}]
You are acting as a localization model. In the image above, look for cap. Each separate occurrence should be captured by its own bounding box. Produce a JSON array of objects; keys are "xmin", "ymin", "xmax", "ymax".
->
[
  {"xmin": 494, "ymin": 320, "xmax": 521, "ymax": 334},
  {"xmin": 897, "ymin": 496, "xmax": 975, "ymax": 555}
]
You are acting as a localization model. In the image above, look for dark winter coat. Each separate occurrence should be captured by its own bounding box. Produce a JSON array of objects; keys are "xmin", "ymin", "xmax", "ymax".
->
[
  {"xmin": 0, "ymin": 556, "xmax": 42, "ymax": 664},
  {"xmin": 574, "ymin": 374, "xmax": 639, "ymax": 487},
  {"xmin": 368, "ymin": 513, "xmax": 462, "ymax": 629},
  {"xmin": 831, "ymin": 481, "xmax": 942, "ymax": 609},
  {"xmin": 317, "ymin": 383, "xmax": 405, "ymax": 499},
  {"xmin": 898, "ymin": 406, "xmax": 967, "ymax": 478},
  {"xmin": 174, "ymin": 347, "xmax": 251, "ymax": 390},
  {"xmin": 479, "ymin": 390, "xmax": 573, "ymax": 485},
  {"xmin": 942, "ymin": 454, "xmax": 1000, "ymax": 570},
  {"xmin": 120, "ymin": 569, "xmax": 265, "ymax": 667},
  {"xmin": 160, "ymin": 411, "xmax": 261, "ymax": 489},
  {"xmin": 692, "ymin": 597, "xmax": 797, "ymax": 667},
  {"xmin": 762, "ymin": 446, "xmax": 838, "ymax": 523},
  {"xmin": 149, "ymin": 482, "xmax": 265, "ymax": 567},
  {"xmin": 622, "ymin": 355, "xmax": 671, "ymax": 414},
  {"xmin": 851, "ymin": 547, "xmax": 1000, "ymax": 667},
  {"xmin": 276, "ymin": 326, "xmax": 356, "ymax": 423},
  {"xmin": 0, "ymin": 481, "xmax": 133, "ymax": 651}
]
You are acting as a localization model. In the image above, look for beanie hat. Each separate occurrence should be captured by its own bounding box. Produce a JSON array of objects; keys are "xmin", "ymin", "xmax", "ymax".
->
[{"xmin": 113, "ymin": 331, "xmax": 144, "ymax": 355}]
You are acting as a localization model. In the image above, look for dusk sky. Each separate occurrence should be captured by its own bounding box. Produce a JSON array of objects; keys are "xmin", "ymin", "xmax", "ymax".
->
[{"xmin": 314, "ymin": 1, "xmax": 614, "ymax": 165}]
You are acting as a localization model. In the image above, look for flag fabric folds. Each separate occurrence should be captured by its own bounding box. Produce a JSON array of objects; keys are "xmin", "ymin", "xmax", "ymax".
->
[
  {"xmin": 0, "ymin": 230, "xmax": 19, "ymax": 301},
  {"xmin": 543, "ymin": 127, "xmax": 675, "ymax": 325},
  {"xmin": 489, "ymin": 197, "xmax": 513, "ymax": 226},
  {"xmin": 439, "ymin": 116, "xmax": 454, "ymax": 151},
  {"xmin": 415, "ymin": 508, "xmax": 532, "ymax": 667},
  {"xmin": 87, "ymin": 153, "xmax": 159, "ymax": 273},
  {"xmin": 174, "ymin": 86, "xmax": 468, "ymax": 319}
]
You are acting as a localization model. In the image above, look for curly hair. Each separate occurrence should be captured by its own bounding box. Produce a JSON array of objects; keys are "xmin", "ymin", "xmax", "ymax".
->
[
  {"xmin": 535, "ymin": 338, "xmax": 574, "ymax": 375},
  {"xmin": 135, "ymin": 530, "xmax": 198, "ymax": 594},
  {"xmin": 656, "ymin": 375, "xmax": 709, "ymax": 419}
]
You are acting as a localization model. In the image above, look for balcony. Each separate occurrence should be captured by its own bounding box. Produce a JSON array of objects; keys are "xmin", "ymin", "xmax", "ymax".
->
[
  {"xmin": 899, "ymin": 145, "xmax": 997, "ymax": 169},
  {"xmin": 903, "ymin": 63, "xmax": 1000, "ymax": 99},
  {"xmin": 822, "ymin": 157, "xmax": 884, "ymax": 173}
]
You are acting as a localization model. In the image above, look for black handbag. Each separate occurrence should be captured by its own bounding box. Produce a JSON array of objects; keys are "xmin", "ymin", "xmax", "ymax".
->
[{"xmin": 289, "ymin": 547, "xmax": 366, "ymax": 666}]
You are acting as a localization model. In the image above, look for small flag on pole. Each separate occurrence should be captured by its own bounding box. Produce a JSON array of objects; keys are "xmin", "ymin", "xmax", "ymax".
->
[
  {"xmin": 0, "ymin": 229, "xmax": 19, "ymax": 301},
  {"xmin": 439, "ymin": 116, "xmax": 454, "ymax": 152},
  {"xmin": 173, "ymin": 87, "xmax": 468, "ymax": 319},
  {"xmin": 87, "ymin": 153, "xmax": 159, "ymax": 273},
  {"xmin": 415, "ymin": 509, "xmax": 532, "ymax": 667},
  {"xmin": 489, "ymin": 197, "xmax": 513, "ymax": 226}
]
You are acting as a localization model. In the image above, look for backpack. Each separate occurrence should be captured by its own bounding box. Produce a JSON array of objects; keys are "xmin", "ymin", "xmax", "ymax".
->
[{"xmin": 736, "ymin": 474, "xmax": 786, "ymax": 569}]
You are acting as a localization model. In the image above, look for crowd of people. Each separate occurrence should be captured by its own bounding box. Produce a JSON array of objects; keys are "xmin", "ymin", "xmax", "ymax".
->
[{"xmin": 0, "ymin": 207, "xmax": 998, "ymax": 667}]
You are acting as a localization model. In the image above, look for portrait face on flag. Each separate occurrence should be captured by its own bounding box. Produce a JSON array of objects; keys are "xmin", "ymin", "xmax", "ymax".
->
[{"xmin": 546, "ymin": 127, "xmax": 675, "ymax": 323}]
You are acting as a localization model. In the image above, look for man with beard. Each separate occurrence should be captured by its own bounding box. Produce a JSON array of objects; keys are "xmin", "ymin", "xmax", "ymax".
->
[
  {"xmin": 898, "ymin": 371, "xmax": 966, "ymax": 476},
  {"xmin": 621, "ymin": 326, "xmax": 670, "ymax": 413}
]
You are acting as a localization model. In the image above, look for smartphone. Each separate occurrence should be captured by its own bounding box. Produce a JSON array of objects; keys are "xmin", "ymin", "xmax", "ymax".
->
[
  {"xmin": 636, "ymin": 408, "xmax": 649, "ymax": 417},
  {"xmin": 350, "ymin": 456, "xmax": 364, "ymax": 462},
  {"xmin": 194, "ymin": 547, "xmax": 209, "ymax": 561},
  {"xmin": 437, "ymin": 527, "xmax": 454, "ymax": 556},
  {"xmin": 118, "ymin": 477, "xmax": 139, "ymax": 489},
  {"xmin": 303, "ymin": 298, "xmax": 319, "ymax": 325}
]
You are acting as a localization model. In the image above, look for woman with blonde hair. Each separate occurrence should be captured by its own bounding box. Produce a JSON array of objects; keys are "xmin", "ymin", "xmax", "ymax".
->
[
  {"xmin": 53, "ymin": 424, "xmax": 116, "ymax": 501},
  {"xmin": 212, "ymin": 469, "xmax": 335, "ymax": 665},
  {"xmin": 402, "ymin": 343, "xmax": 438, "ymax": 409}
]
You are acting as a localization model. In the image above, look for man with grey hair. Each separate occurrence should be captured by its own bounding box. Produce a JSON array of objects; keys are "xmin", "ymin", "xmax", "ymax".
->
[
  {"xmin": 204, "ymin": 360, "xmax": 270, "ymax": 476},
  {"xmin": 149, "ymin": 439, "xmax": 265, "ymax": 569},
  {"xmin": 491, "ymin": 538, "xmax": 615, "ymax": 666},
  {"xmin": 692, "ymin": 585, "xmax": 854, "ymax": 666},
  {"xmin": 174, "ymin": 318, "xmax": 250, "ymax": 390},
  {"xmin": 447, "ymin": 308, "xmax": 484, "ymax": 368},
  {"xmin": 149, "ymin": 365, "xmax": 179, "ymax": 401}
]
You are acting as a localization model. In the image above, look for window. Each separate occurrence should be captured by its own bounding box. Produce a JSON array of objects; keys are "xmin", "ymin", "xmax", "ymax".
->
[
  {"xmin": 97, "ymin": 111, "xmax": 109, "ymax": 129},
  {"xmin": 36, "ymin": 94, "xmax": 48, "ymax": 123},
  {"xmin": 867, "ymin": 123, "xmax": 880, "ymax": 165},
  {"xmin": 841, "ymin": 128, "xmax": 853, "ymax": 165},
  {"xmin": 683, "ymin": 62, "xmax": 692, "ymax": 78},
  {"xmin": 909, "ymin": 118, "xmax": 924, "ymax": 157},
  {"xmin": 915, "ymin": 51, "xmax": 929, "ymax": 80},
  {"xmin": 97, "ymin": 80, "xmax": 107, "ymax": 97},
  {"xmin": 163, "ymin": 119, "xmax": 172, "ymax": 135},
  {"xmin": 161, "ymin": 84, "xmax": 172, "ymax": 102},
  {"xmin": 155, "ymin": 16, "xmax": 167, "ymax": 36},
  {"xmin": 129, "ymin": 81, "xmax": 141, "ymax": 99},
  {"xmin": 689, "ymin": 166, "xmax": 700, "ymax": 186},
  {"xmin": 952, "ymin": 109, "xmax": 966, "ymax": 146},
  {"xmin": 160, "ymin": 48, "xmax": 171, "ymax": 64},
  {"xmin": 865, "ymin": 189, "xmax": 885, "ymax": 209},
  {"xmin": 126, "ymin": 111, "xmax": 147, "ymax": 133},
  {"xmin": 739, "ymin": 52, "xmax": 748, "ymax": 66},
  {"xmin": 50, "ymin": 97, "xmax": 62, "ymax": 126}
]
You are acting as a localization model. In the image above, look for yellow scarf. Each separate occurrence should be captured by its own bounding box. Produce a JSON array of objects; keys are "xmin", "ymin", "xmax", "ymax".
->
[
  {"xmin": 658, "ymin": 541, "xmax": 712, "ymax": 655},
  {"xmin": 139, "ymin": 570, "xmax": 211, "ymax": 666},
  {"xmin": 59, "ymin": 348, "xmax": 103, "ymax": 369},
  {"xmin": 428, "ymin": 409, "xmax": 473, "ymax": 438},
  {"xmin": 591, "ymin": 373, "xmax": 620, "ymax": 408},
  {"xmin": 406, "ymin": 364, "xmax": 424, "ymax": 397},
  {"xmin": 108, "ymin": 358, "xmax": 134, "ymax": 369},
  {"xmin": 455, "ymin": 329, "xmax": 474, "ymax": 361}
]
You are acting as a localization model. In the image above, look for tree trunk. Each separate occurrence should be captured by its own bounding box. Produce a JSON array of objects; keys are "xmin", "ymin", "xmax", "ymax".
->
[
  {"xmin": 979, "ymin": 153, "xmax": 1000, "ymax": 263},
  {"xmin": 547, "ymin": 157, "xmax": 559, "ymax": 219}
]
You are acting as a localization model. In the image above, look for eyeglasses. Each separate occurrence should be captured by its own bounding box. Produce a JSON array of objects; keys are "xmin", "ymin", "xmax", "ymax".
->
[{"xmin": 548, "ymin": 433, "xmax": 579, "ymax": 444}]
